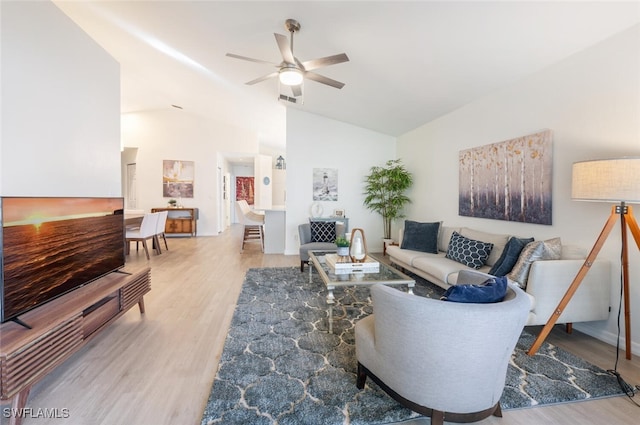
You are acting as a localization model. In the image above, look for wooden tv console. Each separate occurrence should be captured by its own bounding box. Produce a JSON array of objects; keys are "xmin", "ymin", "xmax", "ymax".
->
[{"xmin": 0, "ymin": 267, "xmax": 151, "ymax": 425}]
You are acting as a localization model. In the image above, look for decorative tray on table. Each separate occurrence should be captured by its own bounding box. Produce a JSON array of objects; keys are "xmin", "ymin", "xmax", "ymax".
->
[{"xmin": 324, "ymin": 254, "xmax": 380, "ymax": 274}]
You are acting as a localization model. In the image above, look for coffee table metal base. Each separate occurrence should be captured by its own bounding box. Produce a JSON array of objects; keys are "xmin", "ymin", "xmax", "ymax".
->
[{"xmin": 308, "ymin": 256, "xmax": 415, "ymax": 334}]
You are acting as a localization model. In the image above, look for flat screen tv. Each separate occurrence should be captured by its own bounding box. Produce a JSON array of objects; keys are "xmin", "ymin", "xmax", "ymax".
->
[{"xmin": 0, "ymin": 196, "xmax": 125, "ymax": 325}]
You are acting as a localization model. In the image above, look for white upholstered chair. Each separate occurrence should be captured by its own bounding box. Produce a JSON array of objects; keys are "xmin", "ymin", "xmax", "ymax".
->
[
  {"xmin": 125, "ymin": 212, "xmax": 160, "ymax": 260},
  {"xmin": 155, "ymin": 210, "xmax": 169, "ymax": 252},
  {"xmin": 235, "ymin": 200, "xmax": 265, "ymax": 252},
  {"xmin": 355, "ymin": 270, "xmax": 530, "ymax": 425}
]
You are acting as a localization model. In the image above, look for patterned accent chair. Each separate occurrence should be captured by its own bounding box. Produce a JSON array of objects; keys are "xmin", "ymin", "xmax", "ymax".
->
[
  {"xmin": 298, "ymin": 221, "xmax": 345, "ymax": 271},
  {"xmin": 355, "ymin": 270, "xmax": 530, "ymax": 425}
]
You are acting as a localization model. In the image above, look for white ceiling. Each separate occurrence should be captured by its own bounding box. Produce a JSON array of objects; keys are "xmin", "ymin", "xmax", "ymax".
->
[{"xmin": 54, "ymin": 1, "xmax": 640, "ymax": 150}]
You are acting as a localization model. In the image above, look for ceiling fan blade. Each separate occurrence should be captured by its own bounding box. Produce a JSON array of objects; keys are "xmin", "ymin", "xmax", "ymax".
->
[
  {"xmin": 291, "ymin": 84, "xmax": 302, "ymax": 97},
  {"xmin": 226, "ymin": 53, "xmax": 277, "ymax": 66},
  {"xmin": 246, "ymin": 72, "xmax": 278, "ymax": 85},
  {"xmin": 301, "ymin": 53, "xmax": 349, "ymax": 71},
  {"xmin": 274, "ymin": 33, "xmax": 295, "ymax": 64},
  {"xmin": 304, "ymin": 71, "xmax": 345, "ymax": 89}
]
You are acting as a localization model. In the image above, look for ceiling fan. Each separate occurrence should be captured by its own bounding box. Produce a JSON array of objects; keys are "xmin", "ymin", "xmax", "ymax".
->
[{"xmin": 226, "ymin": 18, "xmax": 349, "ymax": 97}]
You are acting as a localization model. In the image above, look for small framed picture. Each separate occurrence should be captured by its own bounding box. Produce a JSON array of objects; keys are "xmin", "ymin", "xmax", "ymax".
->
[{"xmin": 333, "ymin": 209, "xmax": 345, "ymax": 218}]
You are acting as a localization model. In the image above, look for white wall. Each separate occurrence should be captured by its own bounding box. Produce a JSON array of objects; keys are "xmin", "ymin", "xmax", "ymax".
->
[
  {"xmin": 1, "ymin": 1, "xmax": 120, "ymax": 196},
  {"xmin": 121, "ymin": 109, "xmax": 259, "ymax": 236},
  {"xmin": 254, "ymin": 154, "xmax": 273, "ymax": 210},
  {"xmin": 285, "ymin": 109, "xmax": 397, "ymax": 255},
  {"xmin": 398, "ymin": 25, "xmax": 640, "ymax": 353}
]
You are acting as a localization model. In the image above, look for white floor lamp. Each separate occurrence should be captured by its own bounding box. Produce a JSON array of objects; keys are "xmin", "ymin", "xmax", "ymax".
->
[{"xmin": 528, "ymin": 157, "xmax": 640, "ymax": 360}]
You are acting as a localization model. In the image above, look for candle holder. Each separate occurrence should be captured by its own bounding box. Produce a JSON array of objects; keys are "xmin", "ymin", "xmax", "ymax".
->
[{"xmin": 349, "ymin": 228, "xmax": 368, "ymax": 263}]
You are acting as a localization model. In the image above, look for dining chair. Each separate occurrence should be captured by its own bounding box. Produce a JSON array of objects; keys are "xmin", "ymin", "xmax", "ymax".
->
[
  {"xmin": 125, "ymin": 212, "xmax": 160, "ymax": 260},
  {"xmin": 155, "ymin": 210, "xmax": 169, "ymax": 253}
]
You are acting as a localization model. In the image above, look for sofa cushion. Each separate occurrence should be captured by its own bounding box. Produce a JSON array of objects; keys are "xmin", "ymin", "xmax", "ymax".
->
[
  {"xmin": 310, "ymin": 221, "xmax": 336, "ymax": 243},
  {"xmin": 459, "ymin": 228, "xmax": 510, "ymax": 266},
  {"xmin": 445, "ymin": 231, "xmax": 494, "ymax": 269},
  {"xmin": 388, "ymin": 245, "xmax": 438, "ymax": 267},
  {"xmin": 441, "ymin": 276, "xmax": 508, "ymax": 303},
  {"xmin": 400, "ymin": 220, "xmax": 440, "ymax": 253},
  {"xmin": 507, "ymin": 237, "xmax": 562, "ymax": 289},
  {"xmin": 561, "ymin": 245, "xmax": 587, "ymax": 260},
  {"xmin": 489, "ymin": 236, "xmax": 535, "ymax": 277},
  {"xmin": 413, "ymin": 254, "xmax": 472, "ymax": 284},
  {"xmin": 438, "ymin": 226, "xmax": 461, "ymax": 252}
]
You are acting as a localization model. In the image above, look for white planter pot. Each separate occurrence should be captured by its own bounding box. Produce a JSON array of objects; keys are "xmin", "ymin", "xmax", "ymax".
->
[{"xmin": 336, "ymin": 247, "xmax": 349, "ymax": 256}]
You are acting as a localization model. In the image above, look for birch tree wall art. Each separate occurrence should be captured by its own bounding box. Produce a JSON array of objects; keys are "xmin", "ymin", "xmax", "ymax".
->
[{"xmin": 459, "ymin": 130, "xmax": 553, "ymax": 225}]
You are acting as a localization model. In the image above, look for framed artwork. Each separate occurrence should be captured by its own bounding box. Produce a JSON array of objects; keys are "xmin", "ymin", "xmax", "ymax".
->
[
  {"xmin": 163, "ymin": 160, "xmax": 194, "ymax": 198},
  {"xmin": 313, "ymin": 168, "xmax": 338, "ymax": 201},
  {"xmin": 222, "ymin": 175, "xmax": 227, "ymax": 200},
  {"xmin": 333, "ymin": 209, "xmax": 345, "ymax": 218},
  {"xmin": 236, "ymin": 176, "xmax": 255, "ymax": 205},
  {"xmin": 458, "ymin": 129, "xmax": 553, "ymax": 225}
]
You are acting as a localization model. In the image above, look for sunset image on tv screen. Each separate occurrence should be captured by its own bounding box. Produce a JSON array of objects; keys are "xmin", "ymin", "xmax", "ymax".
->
[{"xmin": 1, "ymin": 197, "xmax": 124, "ymax": 322}]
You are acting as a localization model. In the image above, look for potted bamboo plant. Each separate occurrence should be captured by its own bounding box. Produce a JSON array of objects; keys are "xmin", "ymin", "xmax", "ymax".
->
[{"xmin": 363, "ymin": 159, "xmax": 413, "ymax": 240}]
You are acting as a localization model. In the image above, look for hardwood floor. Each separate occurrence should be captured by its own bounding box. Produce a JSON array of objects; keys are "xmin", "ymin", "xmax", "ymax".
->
[{"xmin": 3, "ymin": 225, "xmax": 639, "ymax": 424}]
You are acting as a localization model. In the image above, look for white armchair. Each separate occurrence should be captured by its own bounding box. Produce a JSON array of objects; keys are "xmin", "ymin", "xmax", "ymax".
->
[{"xmin": 355, "ymin": 270, "xmax": 531, "ymax": 425}]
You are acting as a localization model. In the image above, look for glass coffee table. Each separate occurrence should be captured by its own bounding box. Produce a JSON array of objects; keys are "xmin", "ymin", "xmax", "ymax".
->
[{"xmin": 308, "ymin": 250, "xmax": 415, "ymax": 333}]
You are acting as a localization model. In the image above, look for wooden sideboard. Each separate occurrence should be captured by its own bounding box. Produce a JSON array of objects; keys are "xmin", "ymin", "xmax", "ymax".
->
[
  {"xmin": 152, "ymin": 207, "xmax": 198, "ymax": 236},
  {"xmin": 0, "ymin": 267, "xmax": 151, "ymax": 425}
]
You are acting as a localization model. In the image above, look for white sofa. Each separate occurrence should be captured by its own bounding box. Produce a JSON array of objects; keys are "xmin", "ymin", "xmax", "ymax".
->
[{"xmin": 386, "ymin": 225, "xmax": 611, "ymax": 327}]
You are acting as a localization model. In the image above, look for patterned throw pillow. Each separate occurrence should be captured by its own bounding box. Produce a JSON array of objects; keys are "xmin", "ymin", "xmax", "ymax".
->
[
  {"xmin": 445, "ymin": 231, "xmax": 494, "ymax": 269},
  {"xmin": 310, "ymin": 221, "xmax": 336, "ymax": 243},
  {"xmin": 507, "ymin": 237, "xmax": 562, "ymax": 289}
]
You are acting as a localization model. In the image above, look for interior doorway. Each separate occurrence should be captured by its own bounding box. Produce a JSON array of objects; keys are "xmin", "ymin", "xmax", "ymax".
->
[{"xmin": 126, "ymin": 163, "xmax": 137, "ymax": 209}]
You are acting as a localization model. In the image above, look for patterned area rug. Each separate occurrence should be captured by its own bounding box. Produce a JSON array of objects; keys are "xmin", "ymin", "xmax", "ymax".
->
[{"xmin": 201, "ymin": 267, "xmax": 623, "ymax": 424}]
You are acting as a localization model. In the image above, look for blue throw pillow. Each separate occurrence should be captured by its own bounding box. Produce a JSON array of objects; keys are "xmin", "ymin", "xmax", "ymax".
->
[
  {"xmin": 441, "ymin": 276, "xmax": 508, "ymax": 303},
  {"xmin": 400, "ymin": 220, "xmax": 440, "ymax": 253},
  {"xmin": 489, "ymin": 236, "xmax": 535, "ymax": 276}
]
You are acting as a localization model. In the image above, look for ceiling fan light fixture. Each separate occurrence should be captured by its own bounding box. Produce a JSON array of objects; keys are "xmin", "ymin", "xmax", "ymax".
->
[
  {"xmin": 227, "ymin": 19, "xmax": 347, "ymax": 91},
  {"xmin": 279, "ymin": 68, "xmax": 303, "ymax": 86}
]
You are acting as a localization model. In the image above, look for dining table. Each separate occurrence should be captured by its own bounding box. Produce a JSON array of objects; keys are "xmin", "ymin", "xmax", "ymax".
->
[{"xmin": 124, "ymin": 214, "xmax": 144, "ymax": 227}]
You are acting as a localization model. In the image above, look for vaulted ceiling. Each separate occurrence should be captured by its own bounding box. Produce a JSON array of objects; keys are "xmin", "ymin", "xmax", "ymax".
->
[{"xmin": 54, "ymin": 1, "xmax": 640, "ymax": 149}]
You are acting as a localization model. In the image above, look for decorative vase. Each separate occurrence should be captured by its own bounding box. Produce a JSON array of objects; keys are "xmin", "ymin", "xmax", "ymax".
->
[{"xmin": 350, "ymin": 228, "xmax": 368, "ymax": 263}]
